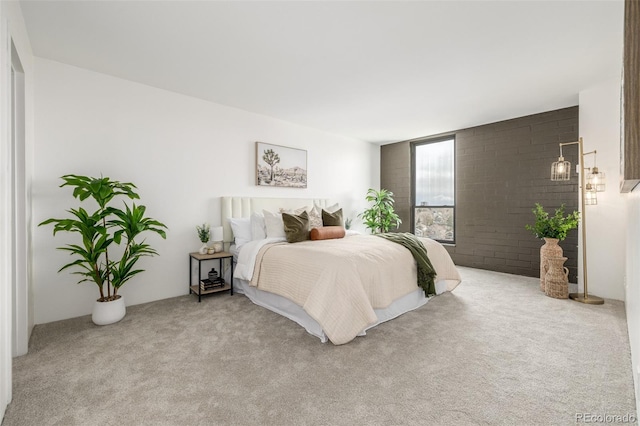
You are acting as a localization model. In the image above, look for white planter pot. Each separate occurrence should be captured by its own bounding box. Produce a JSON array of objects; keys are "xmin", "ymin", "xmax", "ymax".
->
[{"xmin": 92, "ymin": 296, "xmax": 126, "ymax": 325}]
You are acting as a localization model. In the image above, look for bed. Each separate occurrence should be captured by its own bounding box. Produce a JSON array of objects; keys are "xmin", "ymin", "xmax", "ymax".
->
[{"xmin": 221, "ymin": 196, "xmax": 461, "ymax": 345}]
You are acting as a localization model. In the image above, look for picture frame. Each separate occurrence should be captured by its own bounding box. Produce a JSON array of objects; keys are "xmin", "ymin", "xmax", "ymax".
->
[{"xmin": 256, "ymin": 142, "xmax": 307, "ymax": 188}]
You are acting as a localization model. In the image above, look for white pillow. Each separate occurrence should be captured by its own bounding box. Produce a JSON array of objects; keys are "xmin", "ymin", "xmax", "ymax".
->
[
  {"xmin": 324, "ymin": 203, "xmax": 340, "ymax": 214},
  {"xmin": 228, "ymin": 217, "xmax": 252, "ymax": 250},
  {"xmin": 309, "ymin": 202, "xmax": 339, "ymax": 229},
  {"xmin": 263, "ymin": 209, "xmax": 286, "ymax": 238},
  {"xmin": 250, "ymin": 212, "xmax": 266, "ymax": 240},
  {"xmin": 279, "ymin": 206, "xmax": 308, "ymax": 215}
]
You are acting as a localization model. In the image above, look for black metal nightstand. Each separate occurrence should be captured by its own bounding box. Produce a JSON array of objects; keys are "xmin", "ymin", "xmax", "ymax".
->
[{"xmin": 188, "ymin": 251, "xmax": 234, "ymax": 302}]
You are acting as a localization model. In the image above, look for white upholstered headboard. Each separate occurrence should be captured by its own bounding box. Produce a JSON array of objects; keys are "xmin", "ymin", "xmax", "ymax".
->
[{"xmin": 221, "ymin": 196, "xmax": 330, "ymax": 243}]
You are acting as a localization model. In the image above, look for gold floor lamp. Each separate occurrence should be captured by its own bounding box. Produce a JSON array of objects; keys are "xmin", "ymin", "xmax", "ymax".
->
[{"xmin": 550, "ymin": 137, "xmax": 604, "ymax": 305}]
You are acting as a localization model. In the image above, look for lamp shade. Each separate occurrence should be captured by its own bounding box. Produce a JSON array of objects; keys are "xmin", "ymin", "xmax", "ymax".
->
[
  {"xmin": 211, "ymin": 226, "xmax": 224, "ymax": 242},
  {"xmin": 584, "ymin": 185, "xmax": 598, "ymax": 205},
  {"xmin": 587, "ymin": 167, "xmax": 606, "ymax": 192},
  {"xmin": 551, "ymin": 156, "xmax": 571, "ymax": 181}
]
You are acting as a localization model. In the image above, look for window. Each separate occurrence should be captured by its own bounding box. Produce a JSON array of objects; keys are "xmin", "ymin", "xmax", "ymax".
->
[{"xmin": 412, "ymin": 137, "xmax": 455, "ymax": 243}]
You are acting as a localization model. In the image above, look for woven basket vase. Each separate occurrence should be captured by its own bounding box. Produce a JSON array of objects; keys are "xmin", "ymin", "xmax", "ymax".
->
[
  {"xmin": 544, "ymin": 256, "xmax": 569, "ymax": 299},
  {"xmin": 540, "ymin": 238, "xmax": 563, "ymax": 292}
]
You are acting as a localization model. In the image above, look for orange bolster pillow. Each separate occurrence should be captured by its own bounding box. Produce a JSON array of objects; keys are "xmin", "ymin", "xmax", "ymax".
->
[{"xmin": 310, "ymin": 226, "xmax": 346, "ymax": 241}]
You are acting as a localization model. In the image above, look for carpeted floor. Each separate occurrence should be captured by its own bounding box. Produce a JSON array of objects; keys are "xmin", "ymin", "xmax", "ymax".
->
[{"xmin": 2, "ymin": 267, "xmax": 637, "ymax": 426}]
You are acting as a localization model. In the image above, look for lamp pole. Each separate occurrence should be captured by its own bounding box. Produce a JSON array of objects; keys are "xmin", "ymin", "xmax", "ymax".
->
[{"xmin": 558, "ymin": 137, "xmax": 603, "ymax": 304}]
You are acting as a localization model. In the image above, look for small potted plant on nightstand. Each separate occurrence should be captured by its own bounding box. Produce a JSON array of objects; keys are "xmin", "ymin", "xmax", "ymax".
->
[{"xmin": 196, "ymin": 223, "xmax": 210, "ymax": 254}]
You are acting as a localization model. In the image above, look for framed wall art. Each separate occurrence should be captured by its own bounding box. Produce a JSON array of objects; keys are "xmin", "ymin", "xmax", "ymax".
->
[{"xmin": 256, "ymin": 142, "xmax": 307, "ymax": 188}]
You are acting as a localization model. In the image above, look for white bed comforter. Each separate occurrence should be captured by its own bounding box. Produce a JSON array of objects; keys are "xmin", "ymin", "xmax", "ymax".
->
[{"xmin": 236, "ymin": 234, "xmax": 461, "ymax": 345}]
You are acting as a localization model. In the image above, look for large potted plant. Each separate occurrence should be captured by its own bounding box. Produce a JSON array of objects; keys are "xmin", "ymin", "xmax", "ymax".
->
[
  {"xmin": 525, "ymin": 203, "xmax": 579, "ymax": 292},
  {"xmin": 39, "ymin": 175, "xmax": 167, "ymax": 325},
  {"xmin": 359, "ymin": 188, "xmax": 402, "ymax": 234}
]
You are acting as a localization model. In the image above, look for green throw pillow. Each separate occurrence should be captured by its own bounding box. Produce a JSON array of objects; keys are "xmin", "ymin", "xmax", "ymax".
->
[
  {"xmin": 282, "ymin": 210, "xmax": 310, "ymax": 243},
  {"xmin": 322, "ymin": 208, "xmax": 343, "ymax": 227}
]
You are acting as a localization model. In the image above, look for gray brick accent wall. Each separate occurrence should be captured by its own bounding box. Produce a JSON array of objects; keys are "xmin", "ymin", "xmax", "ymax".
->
[
  {"xmin": 380, "ymin": 142, "xmax": 412, "ymax": 232},
  {"xmin": 381, "ymin": 107, "xmax": 580, "ymax": 282}
]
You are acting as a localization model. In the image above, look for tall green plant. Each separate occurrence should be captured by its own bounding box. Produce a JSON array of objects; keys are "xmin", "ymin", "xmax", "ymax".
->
[
  {"xmin": 359, "ymin": 188, "xmax": 402, "ymax": 234},
  {"xmin": 39, "ymin": 175, "xmax": 167, "ymax": 302},
  {"xmin": 525, "ymin": 203, "xmax": 580, "ymax": 241}
]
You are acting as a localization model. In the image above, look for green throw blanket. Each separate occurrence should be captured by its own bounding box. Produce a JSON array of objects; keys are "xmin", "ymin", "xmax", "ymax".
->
[{"xmin": 376, "ymin": 232, "xmax": 437, "ymax": 296}]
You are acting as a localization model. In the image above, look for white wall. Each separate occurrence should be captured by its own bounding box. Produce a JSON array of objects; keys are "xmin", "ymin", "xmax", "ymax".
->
[
  {"xmin": 579, "ymin": 77, "xmax": 640, "ymax": 412},
  {"xmin": 0, "ymin": 0, "xmax": 35, "ymax": 420},
  {"xmin": 578, "ymin": 79, "xmax": 626, "ymax": 301},
  {"xmin": 32, "ymin": 58, "xmax": 378, "ymax": 324},
  {"xmin": 0, "ymin": 8, "xmax": 12, "ymax": 417}
]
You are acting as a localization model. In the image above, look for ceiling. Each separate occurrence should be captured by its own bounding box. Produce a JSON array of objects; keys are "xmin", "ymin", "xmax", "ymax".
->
[{"xmin": 20, "ymin": 1, "xmax": 624, "ymax": 144}]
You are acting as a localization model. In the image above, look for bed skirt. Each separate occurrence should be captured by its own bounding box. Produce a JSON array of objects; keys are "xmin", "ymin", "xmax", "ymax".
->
[{"xmin": 232, "ymin": 276, "xmax": 456, "ymax": 343}]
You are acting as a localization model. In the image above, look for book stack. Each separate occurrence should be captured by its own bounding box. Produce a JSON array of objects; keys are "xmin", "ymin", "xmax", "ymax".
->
[{"xmin": 200, "ymin": 277, "xmax": 225, "ymax": 291}]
